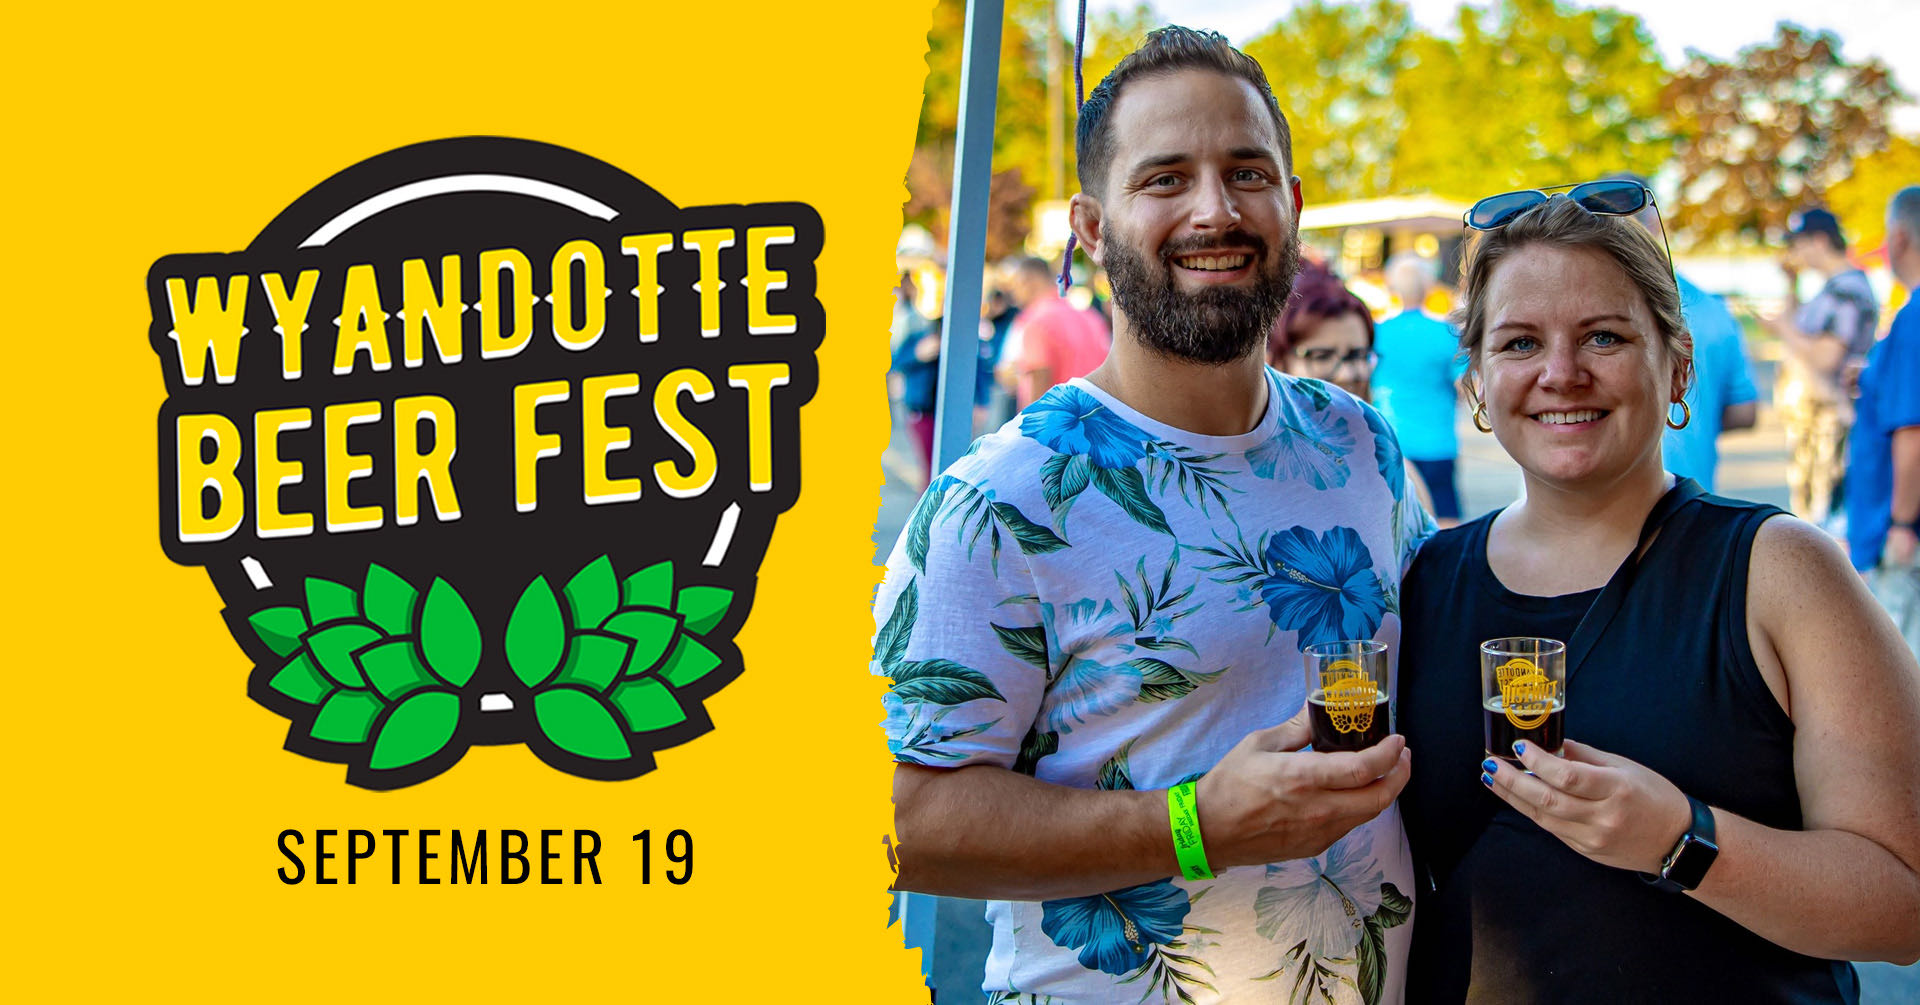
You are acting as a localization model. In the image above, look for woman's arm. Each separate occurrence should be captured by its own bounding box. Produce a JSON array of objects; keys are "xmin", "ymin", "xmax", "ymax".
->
[{"xmin": 1483, "ymin": 515, "xmax": 1920, "ymax": 963}]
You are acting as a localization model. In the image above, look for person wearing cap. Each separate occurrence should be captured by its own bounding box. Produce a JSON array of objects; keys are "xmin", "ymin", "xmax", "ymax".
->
[{"xmin": 1769, "ymin": 207, "xmax": 1881, "ymax": 524}]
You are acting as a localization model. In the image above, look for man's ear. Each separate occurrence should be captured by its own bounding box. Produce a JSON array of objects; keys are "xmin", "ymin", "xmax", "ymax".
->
[
  {"xmin": 1069, "ymin": 193, "xmax": 1105, "ymax": 265},
  {"xmin": 1290, "ymin": 176, "xmax": 1304, "ymax": 217}
]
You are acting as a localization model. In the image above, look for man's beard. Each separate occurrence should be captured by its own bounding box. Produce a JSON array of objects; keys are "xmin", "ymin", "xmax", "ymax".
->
[{"xmin": 1104, "ymin": 228, "xmax": 1300, "ymax": 365}]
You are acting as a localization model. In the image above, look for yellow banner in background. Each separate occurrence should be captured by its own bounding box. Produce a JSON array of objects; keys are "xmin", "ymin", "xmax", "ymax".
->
[{"xmin": 6, "ymin": 2, "xmax": 930, "ymax": 998}]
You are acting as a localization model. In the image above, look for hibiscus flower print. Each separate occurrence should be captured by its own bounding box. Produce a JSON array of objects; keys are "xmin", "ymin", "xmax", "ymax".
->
[
  {"xmin": 1041, "ymin": 879, "xmax": 1192, "ymax": 977},
  {"xmin": 1021, "ymin": 384, "xmax": 1152, "ymax": 470},
  {"xmin": 1037, "ymin": 598, "xmax": 1142, "ymax": 734},
  {"xmin": 1258, "ymin": 526, "xmax": 1387, "ymax": 647},
  {"xmin": 1252, "ymin": 834, "xmax": 1385, "ymax": 957}
]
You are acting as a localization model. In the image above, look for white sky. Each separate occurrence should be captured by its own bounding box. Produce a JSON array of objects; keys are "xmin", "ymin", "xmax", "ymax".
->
[{"xmin": 1079, "ymin": 0, "xmax": 1920, "ymax": 131}]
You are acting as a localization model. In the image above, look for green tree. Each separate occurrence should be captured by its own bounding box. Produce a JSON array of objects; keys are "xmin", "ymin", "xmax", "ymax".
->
[
  {"xmin": 1243, "ymin": 0, "xmax": 1420, "ymax": 203},
  {"xmin": 1391, "ymin": 0, "xmax": 1671, "ymax": 201},
  {"xmin": 1664, "ymin": 25, "xmax": 1908, "ymax": 250}
]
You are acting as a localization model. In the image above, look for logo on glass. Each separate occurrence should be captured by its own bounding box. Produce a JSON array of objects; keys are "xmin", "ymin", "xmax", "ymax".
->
[
  {"xmin": 1496, "ymin": 657, "xmax": 1558, "ymax": 729},
  {"xmin": 1319, "ymin": 659, "xmax": 1378, "ymax": 734}
]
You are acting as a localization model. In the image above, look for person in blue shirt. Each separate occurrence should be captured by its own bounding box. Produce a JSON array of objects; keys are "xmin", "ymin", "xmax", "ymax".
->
[
  {"xmin": 1607, "ymin": 172, "xmax": 1759, "ymax": 492},
  {"xmin": 1373, "ymin": 252, "xmax": 1466, "ymax": 523},
  {"xmin": 1847, "ymin": 186, "xmax": 1920, "ymax": 573}
]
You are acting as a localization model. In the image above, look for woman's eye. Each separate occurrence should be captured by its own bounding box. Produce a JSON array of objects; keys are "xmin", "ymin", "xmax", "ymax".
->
[
  {"xmin": 1502, "ymin": 336, "xmax": 1538, "ymax": 353},
  {"xmin": 1589, "ymin": 330, "xmax": 1622, "ymax": 347}
]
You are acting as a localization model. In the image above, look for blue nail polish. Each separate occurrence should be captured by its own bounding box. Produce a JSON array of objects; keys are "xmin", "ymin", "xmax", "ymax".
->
[
  {"xmin": 1480, "ymin": 772, "xmax": 1493, "ymax": 787},
  {"xmin": 1513, "ymin": 741, "xmax": 1528, "ymax": 757},
  {"xmin": 1481, "ymin": 758, "xmax": 1498, "ymax": 774}
]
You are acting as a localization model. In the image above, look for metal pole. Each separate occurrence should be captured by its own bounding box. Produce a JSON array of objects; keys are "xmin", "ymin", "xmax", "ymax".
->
[
  {"xmin": 932, "ymin": 0, "xmax": 1004, "ymax": 476},
  {"xmin": 900, "ymin": 0, "xmax": 1003, "ymax": 990}
]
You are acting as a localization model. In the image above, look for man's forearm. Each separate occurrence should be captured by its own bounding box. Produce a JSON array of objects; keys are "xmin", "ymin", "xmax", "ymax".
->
[{"xmin": 892, "ymin": 762, "xmax": 1176, "ymax": 900}]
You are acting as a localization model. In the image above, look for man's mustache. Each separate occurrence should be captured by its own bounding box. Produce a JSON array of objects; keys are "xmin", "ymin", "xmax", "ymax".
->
[{"xmin": 1158, "ymin": 234, "xmax": 1269, "ymax": 264}]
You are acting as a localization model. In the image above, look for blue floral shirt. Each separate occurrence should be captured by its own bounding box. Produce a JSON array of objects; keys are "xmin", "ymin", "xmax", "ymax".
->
[{"xmin": 875, "ymin": 371, "xmax": 1434, "ymax": 1004}]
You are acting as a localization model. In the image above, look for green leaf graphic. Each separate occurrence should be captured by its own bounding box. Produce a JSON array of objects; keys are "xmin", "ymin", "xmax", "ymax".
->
[
  {"xmin": 1358, "ymin": 916, "xmax": 1386, "ymax": 1005},
  {"xmin": 249, "ymin": 607, "xmax": 309, "ymax": 658},
  {"xmin": 992, "ymin": 623, "xmax": 1048, "ymax": 670},
  {"xmin": 304, "ymin": 578, "xmax": 360, "ymax": 626},
  {"xmin": 310, "ymin": 690, "xmax": 383, "ymax": 744},
  {"xmin": 535, "ymin": 689, "xmax": 633, "ymax": 760},
  {"xmin": 620, "ymin": 561, "xmax": 674, "ymax": 609},
  {"xmin": 990, "ymin": 502, "xmax": 1069, "ymax": 555},
  {"xmin": 563, "ymin": 556, "xmax": 619, "ymax": 631},
  {"xmin": 890, "ymin": 658, "xmax": 1006, "ymax": 705},
  {"xmin": 363, "ymin": 564, "xmax": 419, "ymax": 636},
  {"xmin": 419, "ymin": 578, "xmax": 480, "ymax": 687},
  {"xmin": 507, "ymin": 577, "xmax": 566, "ymax": 688},
  {"xmin": 1040, "ymin": 453, "xmax": 1092, "ymax": 514},
  {"xmin": 873, "ymin": 579, "xmax": 918, "ymax": 670},
  {"xmin": 306, "ymin": 623, "xmax": 380, "ymax": 688},
  {"xmin": 612, "ymin": 678, "xmax": 689, "ymax": 732},
  {"xmin": 602, "ymin": 609, "xmax": 680, "ymax": 674},
  {"xmin": 1130, "ymin": 658, "xmax": 1226, "ymax": 703},
  {"xmin": 660, "ymin": 636, "xmax": 723, "ymax": 688},
  {"xmin": 268, "ymin": 652, "xmax": 331, "ymax": 704},
  {"xmin": 1090, "ymin": 466, "xmax": 1172, "ymax": 536},
  {"xmin": 357, "ymin": 638, "xmax": 436, "ymax": 702},
  {"xmin": 674, "ymin": 585, "xmax": 733, "ymax": 635},
  {"xmin": 1375, "ymin": 882, "xmax": 1412, "ymax": 929},
  {"xmin": 906, "ymin": 476, "xmax": 954, "ymax": 572},
  {"xmin": 553, "ymin": 632, "xmax": 632, "ymax": 693},
  {"xmin": 369, "ymin": 690, "xmax": 460, "ymax": 770}
]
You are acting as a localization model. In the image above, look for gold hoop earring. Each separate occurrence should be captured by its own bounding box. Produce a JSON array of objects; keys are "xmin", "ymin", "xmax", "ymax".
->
[
  {"xmin": 1472, "ymin": 400, "xmax": 1493, "ymax": 433},
  {"xmin": 1666, "ymin": 399, "xmax": 1691, "ymax": 430}
]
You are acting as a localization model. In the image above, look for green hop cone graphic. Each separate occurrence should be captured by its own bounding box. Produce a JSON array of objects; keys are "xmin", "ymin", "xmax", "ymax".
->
[
  {"xmin": 249, "ymin": 566, "xmax": 476, "ymax": 783},
  {"xmin": 507, "ymin": 556, "xmax": 738, "ymax": 770}
]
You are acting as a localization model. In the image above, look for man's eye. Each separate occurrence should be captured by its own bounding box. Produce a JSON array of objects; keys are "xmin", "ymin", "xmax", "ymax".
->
[
  {"xmin": 1231, "ymin": 168, "xmax": 1265, "ymax": 183},
  {"xmin": 1148, "ymin": 174, "xmax": 1182, "ymax": 188}
]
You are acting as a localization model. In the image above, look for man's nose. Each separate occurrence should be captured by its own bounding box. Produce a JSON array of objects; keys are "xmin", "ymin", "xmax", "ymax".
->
[{"xmin": 1189, "ymin": 172, "xmax": 1242, "ymax": 230}]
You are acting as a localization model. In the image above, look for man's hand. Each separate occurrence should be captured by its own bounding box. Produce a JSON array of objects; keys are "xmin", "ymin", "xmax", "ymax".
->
[{"xmin": 1194, "ymin": 709, "xmax": 1411, "ymax": 870}]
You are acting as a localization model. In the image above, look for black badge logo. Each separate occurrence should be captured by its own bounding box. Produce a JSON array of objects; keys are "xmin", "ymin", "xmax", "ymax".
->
[{"xmin": 151, "ymin": 137, "xmax": 821, "ymax": 789}]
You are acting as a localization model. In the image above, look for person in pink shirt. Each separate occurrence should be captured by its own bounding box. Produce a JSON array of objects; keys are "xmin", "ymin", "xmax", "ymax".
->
[{"xmin": 998, "ymin": 255, "xmax": 1113, "ymax": 408}]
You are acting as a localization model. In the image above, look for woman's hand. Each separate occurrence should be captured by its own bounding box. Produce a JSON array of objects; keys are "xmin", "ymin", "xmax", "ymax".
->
[{"xmin": 1480, "ymin": 738, "xmax": 1694, "ymax": 875}]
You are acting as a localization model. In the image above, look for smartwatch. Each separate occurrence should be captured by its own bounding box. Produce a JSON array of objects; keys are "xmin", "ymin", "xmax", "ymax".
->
[{"xmin": 1640, "ymin": 793, "xmax": 1718, "ymax": 893}]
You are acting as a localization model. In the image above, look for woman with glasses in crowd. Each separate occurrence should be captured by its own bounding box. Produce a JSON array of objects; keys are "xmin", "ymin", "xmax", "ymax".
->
[
  {"xmin": 1395, "ymin": 185, "xmax": 1920, "ymax": 1002},
  {"xmin": 1269, "ymin": 264, "xmax": 1438, "ymax": 513}
]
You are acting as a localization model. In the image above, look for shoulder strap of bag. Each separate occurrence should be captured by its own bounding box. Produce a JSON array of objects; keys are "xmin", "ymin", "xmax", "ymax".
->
[{"xmin": 1566, "ymin": 478, "xmax": 1706, "ymax": 680}]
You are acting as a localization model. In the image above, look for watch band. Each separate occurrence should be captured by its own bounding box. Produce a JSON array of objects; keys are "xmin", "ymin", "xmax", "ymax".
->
[{"xmin": 1640, "ymin": 793, "xmax": 1718, "ymax": 893}]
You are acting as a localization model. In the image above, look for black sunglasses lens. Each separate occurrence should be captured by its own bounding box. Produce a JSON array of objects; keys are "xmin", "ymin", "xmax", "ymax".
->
[
  {"xmin": 1571, "ymin": 181, "xmax": 1648, "ymax": 216},
  {"xmin": 1468, "ymin": 191, "xmax": 1545, "ymax": 230}
]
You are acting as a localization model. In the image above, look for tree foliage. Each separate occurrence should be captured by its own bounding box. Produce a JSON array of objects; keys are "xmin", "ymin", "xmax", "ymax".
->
[
  {"xmin": 1664, "ymin": 24, "xmax": 1908, "ymax": 250},
  {"xmin": 1827, "ymin": 133, "xmax": 1920, "ymax": 260},
  {"xmin": 1393, "ymin": 0, "xmax": 1671, "ymax": 201},
  {"xmin": 1243, "ymin": 0, "xmax": 1417, "ymax": 203}
]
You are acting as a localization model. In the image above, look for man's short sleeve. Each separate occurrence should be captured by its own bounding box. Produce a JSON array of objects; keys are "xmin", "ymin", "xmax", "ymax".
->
[
  {"xmin": 1873, "ymin": 312, "xmax": 1920, "ymax": 435},
  {"xmin": 873, "ymin": 475, "xmax": 1047, "ymax": 768}
]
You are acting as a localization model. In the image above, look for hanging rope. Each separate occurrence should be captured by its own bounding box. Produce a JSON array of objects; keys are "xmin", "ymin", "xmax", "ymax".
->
[{"xmin": 1056, "ymin": 0, "xmax": 1088, "ymax": 295}]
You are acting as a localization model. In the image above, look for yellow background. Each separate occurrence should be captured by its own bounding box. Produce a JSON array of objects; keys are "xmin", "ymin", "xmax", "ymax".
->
[{"xmin": 5, "ymin": 2, "xmax": 930, "ymax": 998}]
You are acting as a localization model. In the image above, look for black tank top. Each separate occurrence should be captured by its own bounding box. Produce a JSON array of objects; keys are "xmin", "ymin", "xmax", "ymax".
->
[{"xmin": 1397, "ymin": 488, "xmax": 1859, "ymax": 1003}]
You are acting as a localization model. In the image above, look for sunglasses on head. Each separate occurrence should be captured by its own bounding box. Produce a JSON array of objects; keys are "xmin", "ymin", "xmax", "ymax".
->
[
  {"xmin": 1464, "ymin": 178, "xmax": 1675, "ymax": 272},
  {"xmin": 1465, "ymin": 179, "xmax": 1652, "ymax": 230}
]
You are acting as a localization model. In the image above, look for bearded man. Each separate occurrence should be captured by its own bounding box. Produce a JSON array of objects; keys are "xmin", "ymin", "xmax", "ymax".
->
[{"xmin": 875, "ymin": 26, "xmax": 1432, "ymax": 1002}]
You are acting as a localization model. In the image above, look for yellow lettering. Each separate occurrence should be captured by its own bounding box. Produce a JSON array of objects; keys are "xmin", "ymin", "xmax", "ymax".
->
[
  {"xmin": 514, "ymin": 380, "xmax": 570, "ymax": 513},
  {"xmin": 393, "ymin": 396, "xmax": 460, "ymax": 526},
  {"xmin": 480, "ymin": 247, "xmax": 534, "ymax": 359},
  {"xmin": 324, "ymin": 401, "xmax": 384, "ymax": 533},
  {"xmin": 255, "ymin": 407, "xmax": 313, "ymax": 539},
  {"xmin": 682, "ymin": 228, "xmax": 735, "ymax": 338},
  {"xmin": 176, "ymin": 413, "xmax": 245, "ymax": 542},
  {"xmin": 621, "ymin": 233, "xmax": 672, "ymax": 343},
  {"xmin": 550, "ymin": 239, "xmax": 607, "ymax": 351},
  {"xmin": 653, "ymin": 368, "xmax": 716, "ymax": 498},
  {"xmin": 582, "ymin": 374, "xmax": 642, "ymax": 505},
  {"xmin": 332, "ymin": 264, "xmax": 393, "ymax": 375},
  {"xmin": 165, "ymin": 274, "xmax": 250, "ymax": 386},
  {"xmin": 746, "ymin": 226, "xmax": 797, "ymax": 335},
  {"xmin": 261, "ymin": 270, "xmax": 319, "ymax": 380},
  {"xmin": 402, "ymin": 254, "xmax": 464, "ymax": 367},
  {"xmin": 726, "ymin": 363, "xmax": 791, "ymax": 492}
]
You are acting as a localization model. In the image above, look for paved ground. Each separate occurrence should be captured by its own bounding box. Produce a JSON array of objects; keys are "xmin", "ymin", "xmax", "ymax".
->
[{"xmin": 873, "ymin": 400, "xmax": 1919, "ymax": 1003}]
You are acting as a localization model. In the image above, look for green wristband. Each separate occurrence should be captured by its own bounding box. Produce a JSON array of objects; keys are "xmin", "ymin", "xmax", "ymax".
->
[{"xmin": 1167, "ymin": 780, "xmax": 1213, "ymax": 881}]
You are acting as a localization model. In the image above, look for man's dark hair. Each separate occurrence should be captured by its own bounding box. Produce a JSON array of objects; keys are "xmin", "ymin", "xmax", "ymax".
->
[{"xmin": 1074, "ymin": 25, "xmax": 1293, "ymax": 198}]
